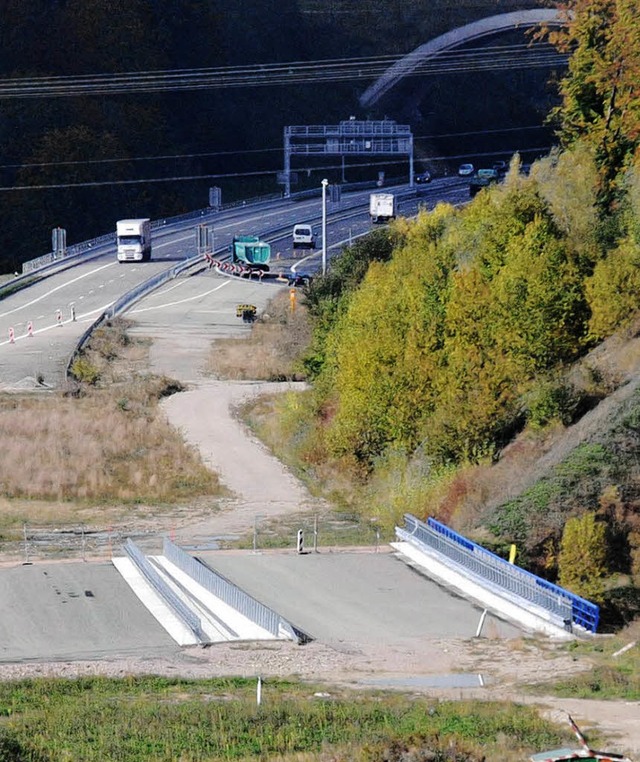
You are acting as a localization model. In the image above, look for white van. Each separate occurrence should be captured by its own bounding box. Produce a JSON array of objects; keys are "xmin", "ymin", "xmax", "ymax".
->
[{"xmin": 292, "ymin": 224, "xmax": 316, "ymax": 249}]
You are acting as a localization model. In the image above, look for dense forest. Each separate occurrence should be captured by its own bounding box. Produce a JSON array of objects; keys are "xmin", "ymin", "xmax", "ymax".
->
[
  {"xmin": 0, "ymin": 0, "xmax": 554, "ymax": 272},
  {"xmin": 261, "ymin": 0, "xmax": 640, "ymax": 624}
]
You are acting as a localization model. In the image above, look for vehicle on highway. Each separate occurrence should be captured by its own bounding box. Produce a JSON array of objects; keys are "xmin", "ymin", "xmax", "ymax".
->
[
  {"xmin": 415, "ymin": 171, "xmax": 432, "ymax": 184},
  {"xmin": 492, "ymin": 160, "xmax": 508, "ymax": 176},
  {"xmin": 292, "ymin": 224, "xmax": 316, "ymax": 249},
  {"xmin": 232, "ymin": 235, "xmax": 271, "ymax": 271},
  {"xmin": 116, "ymin": 218, "xmax": 152, "ymax": 262},
  {"xmin": 287, "ymin": 271, "xmax": 313, "ymax": 287},
  {"xmin": 369, "ymin": 192, "xmax": 396, "ymax": 223},
  {"xmin": 458, "ymin": 163, "xmax": 475, "ymax": 177},
  {"xmin": 469, "ymin": 168, "xmax": 500, "ymax": 197}
]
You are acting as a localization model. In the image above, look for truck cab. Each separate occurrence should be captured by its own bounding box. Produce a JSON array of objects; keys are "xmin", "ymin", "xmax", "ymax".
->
[{"xmin": 116, "ymin": 218, "xmax": 152, "ymax": 262}]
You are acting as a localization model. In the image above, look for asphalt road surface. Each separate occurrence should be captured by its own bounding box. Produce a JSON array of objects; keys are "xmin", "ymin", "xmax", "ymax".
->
[{"xmin": 0, "ymin": 561, "xmax": 177, "ymax": 662}]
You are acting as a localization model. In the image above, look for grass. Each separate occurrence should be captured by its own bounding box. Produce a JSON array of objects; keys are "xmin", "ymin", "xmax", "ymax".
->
[
  {"xmin": 529, "ymin": 622, "xmax": 640, "ymax": 700},
  {"xmin": 227, "ymin": 509, "xmax": 389, "ymax": 551},
  {"xmin": 204, "ymin": 291, "xmax": 311, "ymax": 381},
  {"xmin": 0, "ymin": 319, "xmax": 226, "ymax": 546},
  {"xmin": 0, "ymin": 676, "xmax": 572, "ymax": 762}
]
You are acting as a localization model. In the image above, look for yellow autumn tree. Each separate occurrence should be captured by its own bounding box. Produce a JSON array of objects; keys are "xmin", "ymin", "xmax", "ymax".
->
[{"xmin": 558, "ymin": 512, "xmax": 608, "ymax": 603}]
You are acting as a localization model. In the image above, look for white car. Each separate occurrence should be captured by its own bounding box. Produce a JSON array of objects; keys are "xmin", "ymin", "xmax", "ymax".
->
[{"xmin": 458, "ymin": 163, "xmax": 475, "ymax": 177}]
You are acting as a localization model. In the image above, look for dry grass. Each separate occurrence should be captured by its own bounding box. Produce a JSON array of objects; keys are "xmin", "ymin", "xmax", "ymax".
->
[
  {"xmin": 205, "ymin": 291, "xmax": 312, "ymax": 381},
  {"xmin": 0, "ymin": 319, "xmax": 224, "ymax": 538}
]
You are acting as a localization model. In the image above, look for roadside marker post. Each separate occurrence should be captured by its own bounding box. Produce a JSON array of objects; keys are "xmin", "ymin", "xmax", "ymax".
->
[
  {"xmin": 27, "ymin": 321, "xmax": 33, "ymax": 337},
  {"xmin": 56, "ymin": 309, "xmax": 62, "ymax": 327},
  {"xmin": 8, "ymin": 327, "xmax": 14, "ymax": 344},
  {"xmin": 297, "ymin": 529, "xmax": 304, "ymax": 555}
]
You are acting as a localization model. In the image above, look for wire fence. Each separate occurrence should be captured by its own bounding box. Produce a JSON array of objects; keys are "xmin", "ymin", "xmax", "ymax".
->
[{"xmin": 0, "ymin": 523, "xmax": 162, "ymax": 565}]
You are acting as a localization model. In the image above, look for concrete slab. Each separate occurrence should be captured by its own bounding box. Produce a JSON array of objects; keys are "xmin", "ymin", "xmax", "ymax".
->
[
  {"xmin": 195, "ymin": 549, "xmax": 522, "ymax": 644},
  {"xmin": 0, "ymin": 561, "xmax": 178, "ymax": 662}
]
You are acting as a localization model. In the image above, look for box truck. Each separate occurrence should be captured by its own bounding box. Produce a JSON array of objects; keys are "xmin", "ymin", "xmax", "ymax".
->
[
  {"xmin": 369, "ymin": 193, "xmax": 395, "ymax": 223},
  {"xmin": 116, "ymin": 218, "xmax": 152, "ymax": 262}
]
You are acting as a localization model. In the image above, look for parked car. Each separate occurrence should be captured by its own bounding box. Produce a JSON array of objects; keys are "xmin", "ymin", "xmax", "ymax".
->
[
  {"xmin": 458, "ymin": 163, "xmax": 475, "ymax": 177},
  {"xmin": 415, "ymin": 171, "xmax": 432, "ymax": 184}
]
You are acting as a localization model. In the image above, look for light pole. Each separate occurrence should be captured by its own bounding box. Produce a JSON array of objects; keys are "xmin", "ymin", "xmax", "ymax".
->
[{"xmin": 321, "ymin": 178, "xmax": 328, "ymax": 276}]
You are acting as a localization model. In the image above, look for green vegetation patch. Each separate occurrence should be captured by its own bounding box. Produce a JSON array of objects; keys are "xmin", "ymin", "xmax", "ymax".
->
[
  {"xmin": 0, "ymin": 676, "xmax": 571, "ymax": 762},
  {"xmin": 488, "ymin": 443, "xmax": 615, "ymax": 545}
]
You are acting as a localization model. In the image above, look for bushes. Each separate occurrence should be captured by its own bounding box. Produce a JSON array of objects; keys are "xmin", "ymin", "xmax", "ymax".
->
[{"xmin": 558, "ymin": 512, "xmax": 608, "ymax": 603}]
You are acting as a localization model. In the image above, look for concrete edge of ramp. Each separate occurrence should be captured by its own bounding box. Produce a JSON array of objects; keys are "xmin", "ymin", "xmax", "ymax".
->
[
  {"xmin": 112, "ymin": 557, "xmax": 198, "ymax": 646},
  {"xmin": 152, "ymin": 556, "xmax": 278, "ymax": 642},
  {"xmin": 391, "ymin": 541, "xmax": 574, "ymax": 641}
]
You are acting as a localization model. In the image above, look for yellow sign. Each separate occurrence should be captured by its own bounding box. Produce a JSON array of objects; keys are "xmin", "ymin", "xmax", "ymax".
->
[
  {"xmin": 236, "ymin": 304, "xmax": 256, "ymax": 317},
  {"xmin": 509, "ymin": 544, "xmax": 517, "ymax": 564}
]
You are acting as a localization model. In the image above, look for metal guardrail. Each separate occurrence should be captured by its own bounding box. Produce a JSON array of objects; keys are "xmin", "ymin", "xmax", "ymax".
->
[
  {"xmin": 398, "ymin": 514, "xmax": 599, "ymax": 633},
  {"xmin": 123, "ymin": 538, "xmax": 207, "ymax": 643},
  {"xmin": 163, "ymin": 538, "xmax": 299, "ymax": 642}
]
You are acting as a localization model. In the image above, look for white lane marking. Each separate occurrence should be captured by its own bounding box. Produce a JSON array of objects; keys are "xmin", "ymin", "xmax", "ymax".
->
[
  {"xmin": 0, "ymin": 262, "xmax": 116, "ymax": 319},
  {"xmin": 291, "ymin": 233, "xmax": 368, "ymax": 272},
  {"xmin": 0, "ymin": 302, "xmax": 113, "ymax": 346},
  {"xmin": 129, "ymin": 279, "xmax": 230, "ymax": 314}
]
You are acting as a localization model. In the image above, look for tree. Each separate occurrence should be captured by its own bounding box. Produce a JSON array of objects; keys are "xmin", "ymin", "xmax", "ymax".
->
[
  {"xmin": 558, "ymin": 511, "xmax": 608, "ymax": 603},
  {"xmin": 547, "ymin": 0, "xmax": 640, "ymax": 210}
]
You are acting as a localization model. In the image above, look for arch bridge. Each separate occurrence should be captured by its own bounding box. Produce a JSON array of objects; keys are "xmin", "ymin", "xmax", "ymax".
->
[{"xmin": 360, "ymin": 9, "xmax": 565, "ymax": 108}]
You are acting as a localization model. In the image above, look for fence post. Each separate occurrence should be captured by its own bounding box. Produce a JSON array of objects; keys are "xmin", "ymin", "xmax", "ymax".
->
[
  {"xmin": 313, "ymin": 515, "xmax": 318, "ymax": 553},
  {"xmin": 23, "ymin": 523, "xmax": 31, "ymax": 565}
]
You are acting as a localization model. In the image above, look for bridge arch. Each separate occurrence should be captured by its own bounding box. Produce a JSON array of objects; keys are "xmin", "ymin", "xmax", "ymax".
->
[{"xmin": 359, "ymin": 9, "xmax": 565, "ymax": 108}]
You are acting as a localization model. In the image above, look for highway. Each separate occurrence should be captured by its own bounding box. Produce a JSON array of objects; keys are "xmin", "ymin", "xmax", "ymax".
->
[{"xmin": 0, "ymin": 177, "xmax": 467, "ymax": 389}]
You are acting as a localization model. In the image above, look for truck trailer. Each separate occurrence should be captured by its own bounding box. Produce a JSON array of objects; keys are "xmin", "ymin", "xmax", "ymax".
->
[
  {"xmin": 232, "ymin": 235, "xmax": 271, "ymax": 271},
  {"xmin": 116, "ymin": 218, "xmax": 152, "ymax": 262},
  {"xmin": 369, "ymin": 193, "xmax": 395, "ymax": 223}
]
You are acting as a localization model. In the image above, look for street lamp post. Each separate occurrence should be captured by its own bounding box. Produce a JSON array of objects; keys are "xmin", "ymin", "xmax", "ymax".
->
[{"xmin": 321, "ymin": 178, "xmax": 328, "ymax": 276}]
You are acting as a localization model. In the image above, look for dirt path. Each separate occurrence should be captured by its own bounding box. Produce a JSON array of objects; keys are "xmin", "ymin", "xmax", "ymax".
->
[{"xmin": 161, "ymin": 379, "xmax": 328, "ymax": 547}]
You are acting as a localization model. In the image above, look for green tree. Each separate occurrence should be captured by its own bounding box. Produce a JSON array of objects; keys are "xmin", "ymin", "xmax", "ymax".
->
[
  {"xmin": 558, "ymin": 512, "xmax": 608, "ymax": 603},
  {"xmin": 586, "ymin": 237, "xmax": 640, "ymax": 338}
]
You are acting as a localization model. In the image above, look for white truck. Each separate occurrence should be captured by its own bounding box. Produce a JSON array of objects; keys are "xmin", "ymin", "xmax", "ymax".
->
[
  {"xmin": 116, "ymin": 218, "xmax": 152, "ymax": 262},
  {"xmin": 369, "ymin": 193, "xmax": 395, "ymax": 224}
]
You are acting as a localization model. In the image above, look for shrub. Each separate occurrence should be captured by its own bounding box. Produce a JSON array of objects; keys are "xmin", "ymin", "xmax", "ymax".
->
[
  {"xmin": 558, "ymin": 512, "xmax": 608, "ymax": 603},
  {"xmin": 70, "ymin": 356, "xmax": 100, "ymax": 385}
]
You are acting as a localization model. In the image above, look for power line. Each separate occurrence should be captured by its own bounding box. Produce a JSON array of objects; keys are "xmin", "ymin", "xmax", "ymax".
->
[
  {"xmin": 0, "ymin": 125, "xmax": 551, "ymax": 172},
  {"xmin": 0, "ymin": 146, "xmax": 552, "ymax": 192},
  {"xmin": 0, "ymin": 42, "xmax": 566, "ymax": 99}
]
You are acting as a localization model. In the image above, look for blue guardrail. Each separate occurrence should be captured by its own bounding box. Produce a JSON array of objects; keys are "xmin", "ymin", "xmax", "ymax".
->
[{"xmin": 424, "ymin": 517, "xmax": 599, "ymax": 633}]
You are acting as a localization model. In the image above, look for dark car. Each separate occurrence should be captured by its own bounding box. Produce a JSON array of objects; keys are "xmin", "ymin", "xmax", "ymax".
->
[
  {"xmin": 492, "ymin": 160, "xmax": 508, "ymax": 175},
  {"xmin": 287, "ymin": 272, "xmax": 313, "ymax": 287},
  {"xmin": 415, "ymin": 171, "xmax": 432, "ymax": 184}
]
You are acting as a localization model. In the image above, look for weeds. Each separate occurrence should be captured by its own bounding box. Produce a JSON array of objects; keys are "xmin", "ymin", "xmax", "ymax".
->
[
  {"xmin": 205, "ymin": 291, "xmax": 312, "ymax": 381},
  {"xmin": 0, "ymin": 320, "xmax": 224, "ymax": 527},
  {"xmin": 0, "ymin": 676, "xmax": 570, "ymax": 762}
]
